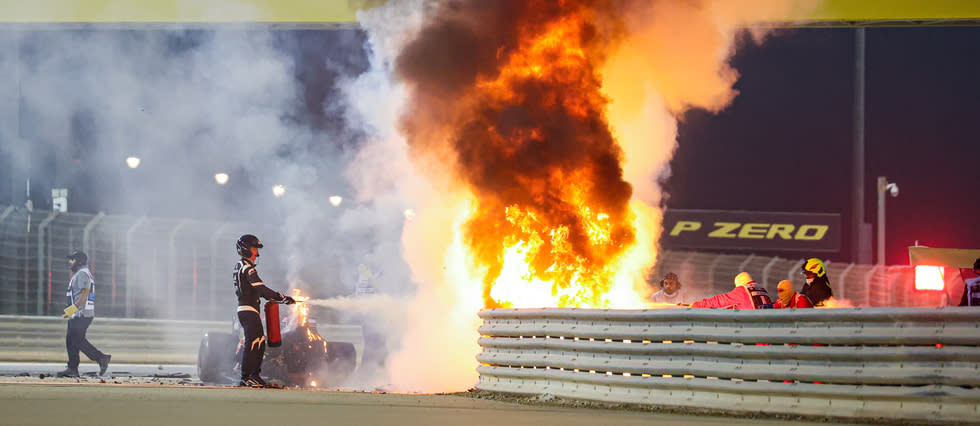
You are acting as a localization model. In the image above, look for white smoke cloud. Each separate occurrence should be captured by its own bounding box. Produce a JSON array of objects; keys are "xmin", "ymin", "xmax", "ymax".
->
[
  {"xmin": 0, "ymin": 19, "xmax": 379, "ymax": 363},
  {"xmin": 333, "ymin": 0, "xmax": 481, "ymax": 392},
  {"xmin": 333, "ymin": 0, "xmax": 824, "ymax": 393}
]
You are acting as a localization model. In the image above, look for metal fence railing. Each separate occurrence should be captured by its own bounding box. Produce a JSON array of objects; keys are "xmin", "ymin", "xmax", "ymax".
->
[
  {"xmin": 0, "ymin": 205, "xmax": 944, "ymax": 320},
  {"xmin": 477, "ymin": 307, "xmax": 980, "ymax": 423},
  {"xmin": 0, "ymin": 205, "xmax": 276, "ymax": 320},
  {"xmin": 650, "ymin": 250, "xmax": 943, "ymax": 308}
]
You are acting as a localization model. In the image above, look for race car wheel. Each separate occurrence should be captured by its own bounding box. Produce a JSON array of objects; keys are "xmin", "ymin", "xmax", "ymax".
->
[
  {"xmin": 198, "ymin": 332, "xmax": 237, "ymax": 384},
  {"xmin": 324, "ymin": 342, "xmax": 357, "ymax": 386}
]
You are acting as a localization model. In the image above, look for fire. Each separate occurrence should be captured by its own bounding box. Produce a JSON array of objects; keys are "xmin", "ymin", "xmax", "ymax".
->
[
  {"xmin": 817, "ymin": 297, "xmax": 856, "ymax": 309},
  {"xmin": 481, "ymin": 199, "xmax": 658, "ymax": 308},
  {"xmin": 398, "ymin": 3, "xmax": 647, "ymax": 309},
  {"xmin": 290, "ymin": 289, "xmax": 311, "ymax": 328},
  {"xmin": 362, "ymin": 0, "xmax": 807, "ymax": 393},
  {"xmin": 305, "ymin": 328, "xmax": 323, "ymax": 343}
]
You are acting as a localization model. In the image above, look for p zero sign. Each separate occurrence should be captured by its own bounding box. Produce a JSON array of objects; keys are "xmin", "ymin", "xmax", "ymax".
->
[{"xmin": 662, "ymin": 209, "xmax": 841, "ymax": 252}]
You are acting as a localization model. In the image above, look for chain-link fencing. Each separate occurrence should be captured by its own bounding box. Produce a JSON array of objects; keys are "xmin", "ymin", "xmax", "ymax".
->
[{"xmin": 0, "ymin": 204, "xmax": 283, "ymax": 320}]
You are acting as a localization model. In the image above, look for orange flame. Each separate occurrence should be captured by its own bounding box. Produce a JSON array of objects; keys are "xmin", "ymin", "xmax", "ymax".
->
[
  {"xmin": 459, "ymin": 9, "xmax": 640, "ymax": 309},
  {"xmin": 290, "ymin": 289, "xmax": 310, "ymax": 328},
  {"xmin": 395, "ymin": 2, "xmax": 668, "ymax": 312}
]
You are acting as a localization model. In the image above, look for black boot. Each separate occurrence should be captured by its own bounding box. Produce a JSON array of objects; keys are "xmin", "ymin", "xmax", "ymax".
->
[
  {"xmin": 99, "ymin": 354, "xmax": 111, "ymax": 376},
  {"xmin": 239, "ymin": 376, "xmax": 263, "ymax": 388},
  {"xmin": 249, "ymin": 374, "xmax": 269, "ymax": 387},
  {"xmin": 56, "ymin": 367, "xmax": 79, "ymax": 378}
]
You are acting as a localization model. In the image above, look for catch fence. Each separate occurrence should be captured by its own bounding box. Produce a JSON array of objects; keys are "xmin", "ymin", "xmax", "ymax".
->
[
  {"xmin": 0, "ymin": 205, "xmax": 942, "ymax": 320},
  {"xmin": 0, "ymin": 205, "xmax": 275, "ymax": 320},
  {"xmin": 650, "ymin": 250, "xmax": 944, "ymax": 307}
]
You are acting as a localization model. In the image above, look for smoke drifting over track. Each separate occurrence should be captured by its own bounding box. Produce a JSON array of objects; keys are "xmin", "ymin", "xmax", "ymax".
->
[
  {"xmin": 0, "ymin": 0, "xmax": 820, "ymax": 394},
  {"xmin": 344, "ymin": 0, "xmax": 819, "ymax": 392}
]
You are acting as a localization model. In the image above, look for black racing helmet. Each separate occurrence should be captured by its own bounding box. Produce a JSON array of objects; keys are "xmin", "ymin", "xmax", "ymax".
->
[
  {"xmin": 67, "ymin": 250, "xmax": 88, "ymax": 266},
  {"xmin": 236, "ymin": 234, "xmax": 263, "ymax": 258}
]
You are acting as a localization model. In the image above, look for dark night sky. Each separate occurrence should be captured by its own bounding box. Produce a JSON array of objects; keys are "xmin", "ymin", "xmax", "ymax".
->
[{"xmin": 668, "ymin": 26, "xmax": 980, "ymax": 264}]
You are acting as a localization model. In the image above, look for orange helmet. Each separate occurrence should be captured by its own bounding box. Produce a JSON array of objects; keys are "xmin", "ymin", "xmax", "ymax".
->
[{"xmin": 802, "ymin": 258, "xmax": 826, "ymax": 278}]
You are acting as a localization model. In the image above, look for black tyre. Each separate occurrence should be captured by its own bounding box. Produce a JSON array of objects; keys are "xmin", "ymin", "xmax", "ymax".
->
[
  {"xmin": 323, "ymin": 342, "xmax": 357, "ymax": 386},
  {"xmin": 198, "ymin": 332, "xmax": 238, "ymax": 384}
]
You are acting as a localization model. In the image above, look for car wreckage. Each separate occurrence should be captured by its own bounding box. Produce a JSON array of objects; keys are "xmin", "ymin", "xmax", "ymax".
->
[{"xmin": 197, "ymin": 298, "xmax": 362, "ymax": 388}]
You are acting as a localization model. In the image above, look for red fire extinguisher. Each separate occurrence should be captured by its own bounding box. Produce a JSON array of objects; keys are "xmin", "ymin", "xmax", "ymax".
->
[{"xmin": 265, "ymin": 301, "xmax": 282, "ymax": 348}]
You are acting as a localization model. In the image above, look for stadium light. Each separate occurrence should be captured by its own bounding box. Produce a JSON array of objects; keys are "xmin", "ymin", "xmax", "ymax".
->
[
  {"xmin": 214, "ymin": 173, "xmax": 229, "ymax": 185},
  {"xmin": 404, "ymin": 208, "xmax": 415, "ymax": 220},
  {"xmin": 126, "ymin": 156, "xmax": 141, "ymax": 169},
  {"xmin": 272, "ymin": 185, "xmax": 286, "ymax": 197},
  {"xmin": 329, "ymin": 195, "xmax": 342, "ymax": 207}
]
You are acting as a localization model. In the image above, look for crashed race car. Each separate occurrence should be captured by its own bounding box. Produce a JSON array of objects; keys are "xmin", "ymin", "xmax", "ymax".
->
[{"xmin": 197, "ymin": 298, "xmax": 361, "ymax": 388}]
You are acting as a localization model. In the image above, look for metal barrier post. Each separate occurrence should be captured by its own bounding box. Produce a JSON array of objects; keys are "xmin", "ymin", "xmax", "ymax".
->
[
  {"xmin": 707, "ymin": 255, "xmax": 724, "ymax": 294},
  {"xmin": 679, "ymin": 251, "xmax": 696, "ymax": 285},
  {"xmin": 81, "ymin": 212, "xmax": 105, "ymax": 265},
  {"xmin": 737, "ymin": 254, "xmax": 754, "ymax": 273},
  {"xmin": 787, "ymin": 259, "xmax": 805, "ymax": 282},
  {"xmin": 36, "ymin": 212, "xmax": 58, "ymax": 315},
  {"xmin": 839, "ymin": 263, "xmax": 856, "ymax": 301},
  {"xmin": 0, "ymin": 206, "xmax": 14, "ymax": 223},
  {"xmin": 864, "ymin": 265, "xmax": 882, "ymax": 307},
  {"xmin": 761, "ymin": 257, "xmax": 779, "ymax": 287},
  {"xmin": 167, "ymin": 219, "xmax": 191, "ymax": 319},
  {"xmin": 210, "ymin": 223, "xmax": 231, "ymax": 321},
  {"xmin": 124, "ymin": 217, "xmax": 148, "ymax": 318}
]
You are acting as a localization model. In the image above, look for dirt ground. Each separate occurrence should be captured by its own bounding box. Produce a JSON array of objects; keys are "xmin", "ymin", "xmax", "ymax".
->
[{"xmin": 0, "ymin": 380, "xmax": 840, "ymax": 426}]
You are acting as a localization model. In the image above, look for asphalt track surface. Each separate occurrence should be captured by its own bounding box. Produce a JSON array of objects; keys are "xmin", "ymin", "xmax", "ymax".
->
[
  {"xmin": 0, "ymin": 382, "xmax": 846, "ymax": 426},
  {"xmin": 0, "ymin": 362, "xmax": 195, "ymax": 378},
  {"xmin": 0, "ymin": 362, "xmax": 850, "ymax": 425}
]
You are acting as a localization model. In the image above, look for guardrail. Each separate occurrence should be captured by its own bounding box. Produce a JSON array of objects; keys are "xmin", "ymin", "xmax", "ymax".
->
[
  {"xmin": 0, "ymin": 315, "xmax": 365, "ymax": 368},
  {"xmin": 476, "ymin": 307, "xmax": 980, "ymax": 423}
]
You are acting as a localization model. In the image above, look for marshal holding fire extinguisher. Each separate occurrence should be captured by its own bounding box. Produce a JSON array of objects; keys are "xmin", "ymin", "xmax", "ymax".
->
[
  {"xmin": 265, "ymin": 300, "xmax": 282, "ymax": 348},
  {"xmin": 233, "ymin": 234, "xmax": 295, "ymax": 388}
]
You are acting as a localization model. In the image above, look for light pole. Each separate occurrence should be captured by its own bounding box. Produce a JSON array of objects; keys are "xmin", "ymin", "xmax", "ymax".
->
[
  {"xmin": 876, "ymin": 176, "xmax": 898, "ymax": 265},
  {"xmin": 852, "ymin": 28, "xmax": 871, "ymax": 264}
]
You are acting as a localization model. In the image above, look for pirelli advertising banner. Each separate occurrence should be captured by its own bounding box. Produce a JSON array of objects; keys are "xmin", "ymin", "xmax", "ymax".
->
[{"xmin": 662, "ymin": 209, "xmax": 841, "ymax": 252}]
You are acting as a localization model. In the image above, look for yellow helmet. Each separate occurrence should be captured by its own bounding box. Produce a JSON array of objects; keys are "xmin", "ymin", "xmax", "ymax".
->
[
  {"xmin": 802, "ymin": 258, "xmax": 826, "ymax": 277},
  {"xmin": 734, "ymin": 272, "xmax": 754, "ymax": 287}
]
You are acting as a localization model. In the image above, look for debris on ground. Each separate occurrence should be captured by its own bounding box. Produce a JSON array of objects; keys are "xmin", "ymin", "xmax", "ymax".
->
[{"xmin": 152, "ymin": 373, "xmax": 191, "ymax": 379}]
